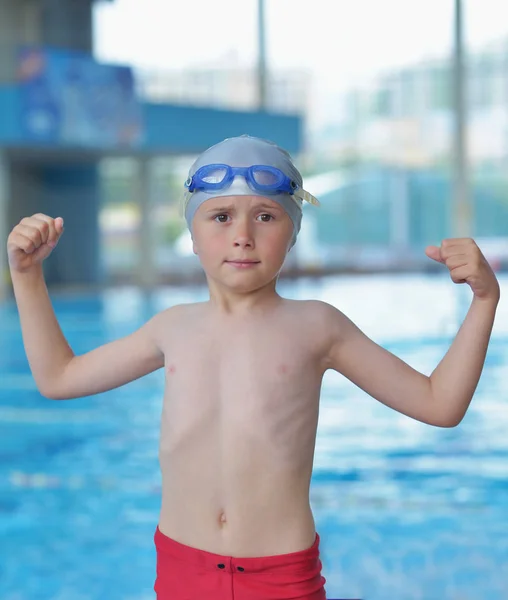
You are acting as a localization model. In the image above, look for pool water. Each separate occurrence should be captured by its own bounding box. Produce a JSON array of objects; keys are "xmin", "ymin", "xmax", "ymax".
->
[{"xmin": 1, "ymin": 273, "xmax": 507, "ymax": 600}]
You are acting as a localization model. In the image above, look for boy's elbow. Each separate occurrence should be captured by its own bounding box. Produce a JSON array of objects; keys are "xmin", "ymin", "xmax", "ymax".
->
[
  {"xmin": 36, "ymin": 360, "xmax": 77, "ymax": 400},
  {"xmin": 426, "ymin": 387, "xmax": 466, "ymax": 428},
  {"xmin": 39, "ymin": 386, "xmax": 65, "ymax": 400},
  {"xmin": 38, "ymin": 378, "xmax": 71, "ymax": 400},
  {"xmin": 435, "ymin": 416, "xmax": 462, "ymax": 428},
  {"xmin": 432, "ymin": 409, "xmax": 465, "ymax": 428}
]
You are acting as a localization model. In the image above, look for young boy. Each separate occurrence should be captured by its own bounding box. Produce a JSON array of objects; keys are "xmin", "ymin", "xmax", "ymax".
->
[{"xmin": 7, "ymin": 135, "xmax": 500, "ymax": 600}]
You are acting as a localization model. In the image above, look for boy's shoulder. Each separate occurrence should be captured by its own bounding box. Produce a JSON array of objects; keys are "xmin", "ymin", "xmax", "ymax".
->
[
  {"xmin": 283, "ymin": 298, "xmax": 339, "ymax": 317},
  {"xmin": 147, "ymin": 302, "xmax": 208, "ymax": 347},
  {"xmin": 152, "ymin": 301, "xmax": 207, "ymax": 323},
  {"xmin": 280, "ymin": 298, "xmax": 344, "ymax": 331}
]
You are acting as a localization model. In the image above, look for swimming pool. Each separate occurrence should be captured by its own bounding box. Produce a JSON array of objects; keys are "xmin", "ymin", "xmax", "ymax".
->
[{"xmin": 1, "ymin": 273, "xmax": 507, "ymax": 600}]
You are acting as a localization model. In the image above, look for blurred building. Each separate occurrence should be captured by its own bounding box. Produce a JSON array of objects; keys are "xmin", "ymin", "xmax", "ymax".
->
[
  {"xmin": 295, "ymin": 33, "xmax": 508, "ymax": 272},
  {"xmin": 0, "ymin": 0, "xmax": 303, "ymax": 297},
  {"xmin": 321, "ymin": 36, "xmax": 508, "ymax": 167}
]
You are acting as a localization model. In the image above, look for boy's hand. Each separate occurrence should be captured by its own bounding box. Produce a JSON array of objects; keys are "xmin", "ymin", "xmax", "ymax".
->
[
  {"xmin": 425, "ymin": 238, "xmax": 500, "ymax": 302},
  {"xmin": 7, "ymin": 214, "xmax": 64, "ymax": 273}
]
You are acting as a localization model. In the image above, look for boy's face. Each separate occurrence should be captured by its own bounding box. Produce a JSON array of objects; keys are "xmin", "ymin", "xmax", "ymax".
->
[{"xmin": 191, "ymin": 195, "xmax": 294, "ymax": 292}]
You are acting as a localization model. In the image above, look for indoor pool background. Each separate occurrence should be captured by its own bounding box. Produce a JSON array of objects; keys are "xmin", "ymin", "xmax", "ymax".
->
[{"xmin": 1, "ymin": 273, "xmax": 507, "ymax": 600}]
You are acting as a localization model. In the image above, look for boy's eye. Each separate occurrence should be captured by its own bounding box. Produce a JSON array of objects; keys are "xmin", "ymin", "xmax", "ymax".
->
[
  {"xmin": 258, "ymin": 214, "xmax": 273, "ymax": 222},
  {"xmin": 213, "ymin": 213, "xmax": 273, "ymax": 223}
]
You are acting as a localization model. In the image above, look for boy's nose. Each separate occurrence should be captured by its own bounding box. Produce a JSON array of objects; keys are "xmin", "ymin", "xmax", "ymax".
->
[
  {"xmin": 233, "ymin": 221, "xmax": 254, "ymax": 248},
  {"xmin": 233, "ymin": 234, "xmax": 254, "ymax": 248}
]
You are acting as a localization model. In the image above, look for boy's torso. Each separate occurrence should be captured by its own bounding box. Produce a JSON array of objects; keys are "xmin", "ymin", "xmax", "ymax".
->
[{"xmin": 156, "ymin": 298, "xmax": 332, "ymax": 557}]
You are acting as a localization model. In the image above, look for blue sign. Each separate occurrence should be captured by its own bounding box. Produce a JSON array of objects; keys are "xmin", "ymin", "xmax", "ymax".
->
[{"xmin": 17, "ymin": 46, "xmax": 144, "ymax": 148}]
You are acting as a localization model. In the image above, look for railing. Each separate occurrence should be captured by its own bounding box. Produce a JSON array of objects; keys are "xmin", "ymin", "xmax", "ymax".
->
[{"xmin": 134, "ymin": 66, "xmax": 310, "ymax": 114}]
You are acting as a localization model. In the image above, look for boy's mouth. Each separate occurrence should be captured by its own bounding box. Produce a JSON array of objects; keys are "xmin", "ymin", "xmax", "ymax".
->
[{"xmin": 225, "ymin": 259, "xmax": 261, "ymax": 268}]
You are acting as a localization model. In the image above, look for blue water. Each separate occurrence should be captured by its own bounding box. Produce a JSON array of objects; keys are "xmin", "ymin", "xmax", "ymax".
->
[{"xmin": 1, "ymin": 274, "xmax": 507, "ymax": 600}]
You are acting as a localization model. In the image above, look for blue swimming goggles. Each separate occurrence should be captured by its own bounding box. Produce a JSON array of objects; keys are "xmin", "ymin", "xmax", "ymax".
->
[{"xmin": 184, "ymin": 164, "xmax": 320, "ymax": 206}]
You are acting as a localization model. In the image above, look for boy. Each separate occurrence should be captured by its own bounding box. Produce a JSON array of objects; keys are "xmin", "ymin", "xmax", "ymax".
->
[{"xmin": 6, "ymin": 135, "xmax": 500, "ymax": 600}]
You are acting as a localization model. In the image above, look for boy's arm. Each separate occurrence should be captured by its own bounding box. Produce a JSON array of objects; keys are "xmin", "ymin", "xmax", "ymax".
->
[
  {"xmin": 11, "ymin": 266, "xmax": 165, "ymax": 400},
  {"xmin": 323, "ymin": 238, "xmax": 500, "ymax": 428},
  {"xmin": 428, "ymin": 295, "xmax": 497, "ymax": 424},
  {"xmin": 324, "ymin": 305, "xmax": 440, "ymax": 426},
  {"xmin": 324, "ymin": 297, "xmax": 496, "ymax": 427}
]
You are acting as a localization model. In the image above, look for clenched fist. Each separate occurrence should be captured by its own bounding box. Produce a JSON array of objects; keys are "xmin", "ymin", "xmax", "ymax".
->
[
  {"xmin": 425, "ymin": 237, "xmax": 500, "ymax": 303},
  {"xmin": 7, "ymin": 214, "xmax": 64, "ymax": 273}
]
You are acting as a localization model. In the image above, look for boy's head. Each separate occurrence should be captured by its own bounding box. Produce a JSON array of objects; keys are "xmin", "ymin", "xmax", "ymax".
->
[
  {"xmin": 183, "ymin": 135, "xmax": 318, "ymax": 292},
  {"xmin": 183, "ymin": 135, "xmax": 318, "ymax": 248}
]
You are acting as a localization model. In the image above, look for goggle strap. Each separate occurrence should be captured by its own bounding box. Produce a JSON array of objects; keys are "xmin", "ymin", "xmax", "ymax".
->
[
  {"xmin": 294, "ymin": 189, "xmax": 321, "ymax": 207},
  {"xmin": 181, "ymin": 190, "xmax": 192, "ymax": 217}
]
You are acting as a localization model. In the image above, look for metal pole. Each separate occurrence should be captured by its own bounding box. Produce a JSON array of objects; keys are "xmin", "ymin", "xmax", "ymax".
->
[
  {"xmin": 0, "ymin": 152, "xmax": 9, "ymax": 300},
  {"xmin": 138, "ymin": 157, "xmax": 156, "ymax": 288},
  {"xmin": 257, "ymin": 0, "xmax": 267, "ymax": 109},
  {"xmin": 452, "ymin": 0, "xmax": 471, "ymax": 238},
  {"xmin": 452, "ymin": 0, "xmax": 473, "ymax": 326}
]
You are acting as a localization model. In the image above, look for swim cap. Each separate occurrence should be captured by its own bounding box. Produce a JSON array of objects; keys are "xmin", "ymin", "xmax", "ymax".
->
[{"xmin": 183, "ymin": 135, "xmax": 318, "ymax": 248}]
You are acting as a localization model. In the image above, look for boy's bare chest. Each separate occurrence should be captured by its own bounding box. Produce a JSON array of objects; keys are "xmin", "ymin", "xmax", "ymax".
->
[
  {"xmin": 160, "ymin": 323, "xmax": 323, "ymax": 427},
  {"xmin": 165, "ymin": 323, "xmax": 318, "ymax": 386}
]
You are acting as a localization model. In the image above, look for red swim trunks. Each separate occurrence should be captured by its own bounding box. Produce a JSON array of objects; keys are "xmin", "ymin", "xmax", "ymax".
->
[{"xmin": 154, "ymin": 525, "xmax": 327, "ymax": 600}]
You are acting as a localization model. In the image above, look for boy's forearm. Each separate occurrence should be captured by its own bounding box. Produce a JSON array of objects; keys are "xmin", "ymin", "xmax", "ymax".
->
[
  {"xmin": 11, "ymin": 266, "xmax": 74, "ymax": 397},
  {"xmin": 429, "ymin": 295, "xmax": 499, "ymax": 425}
]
